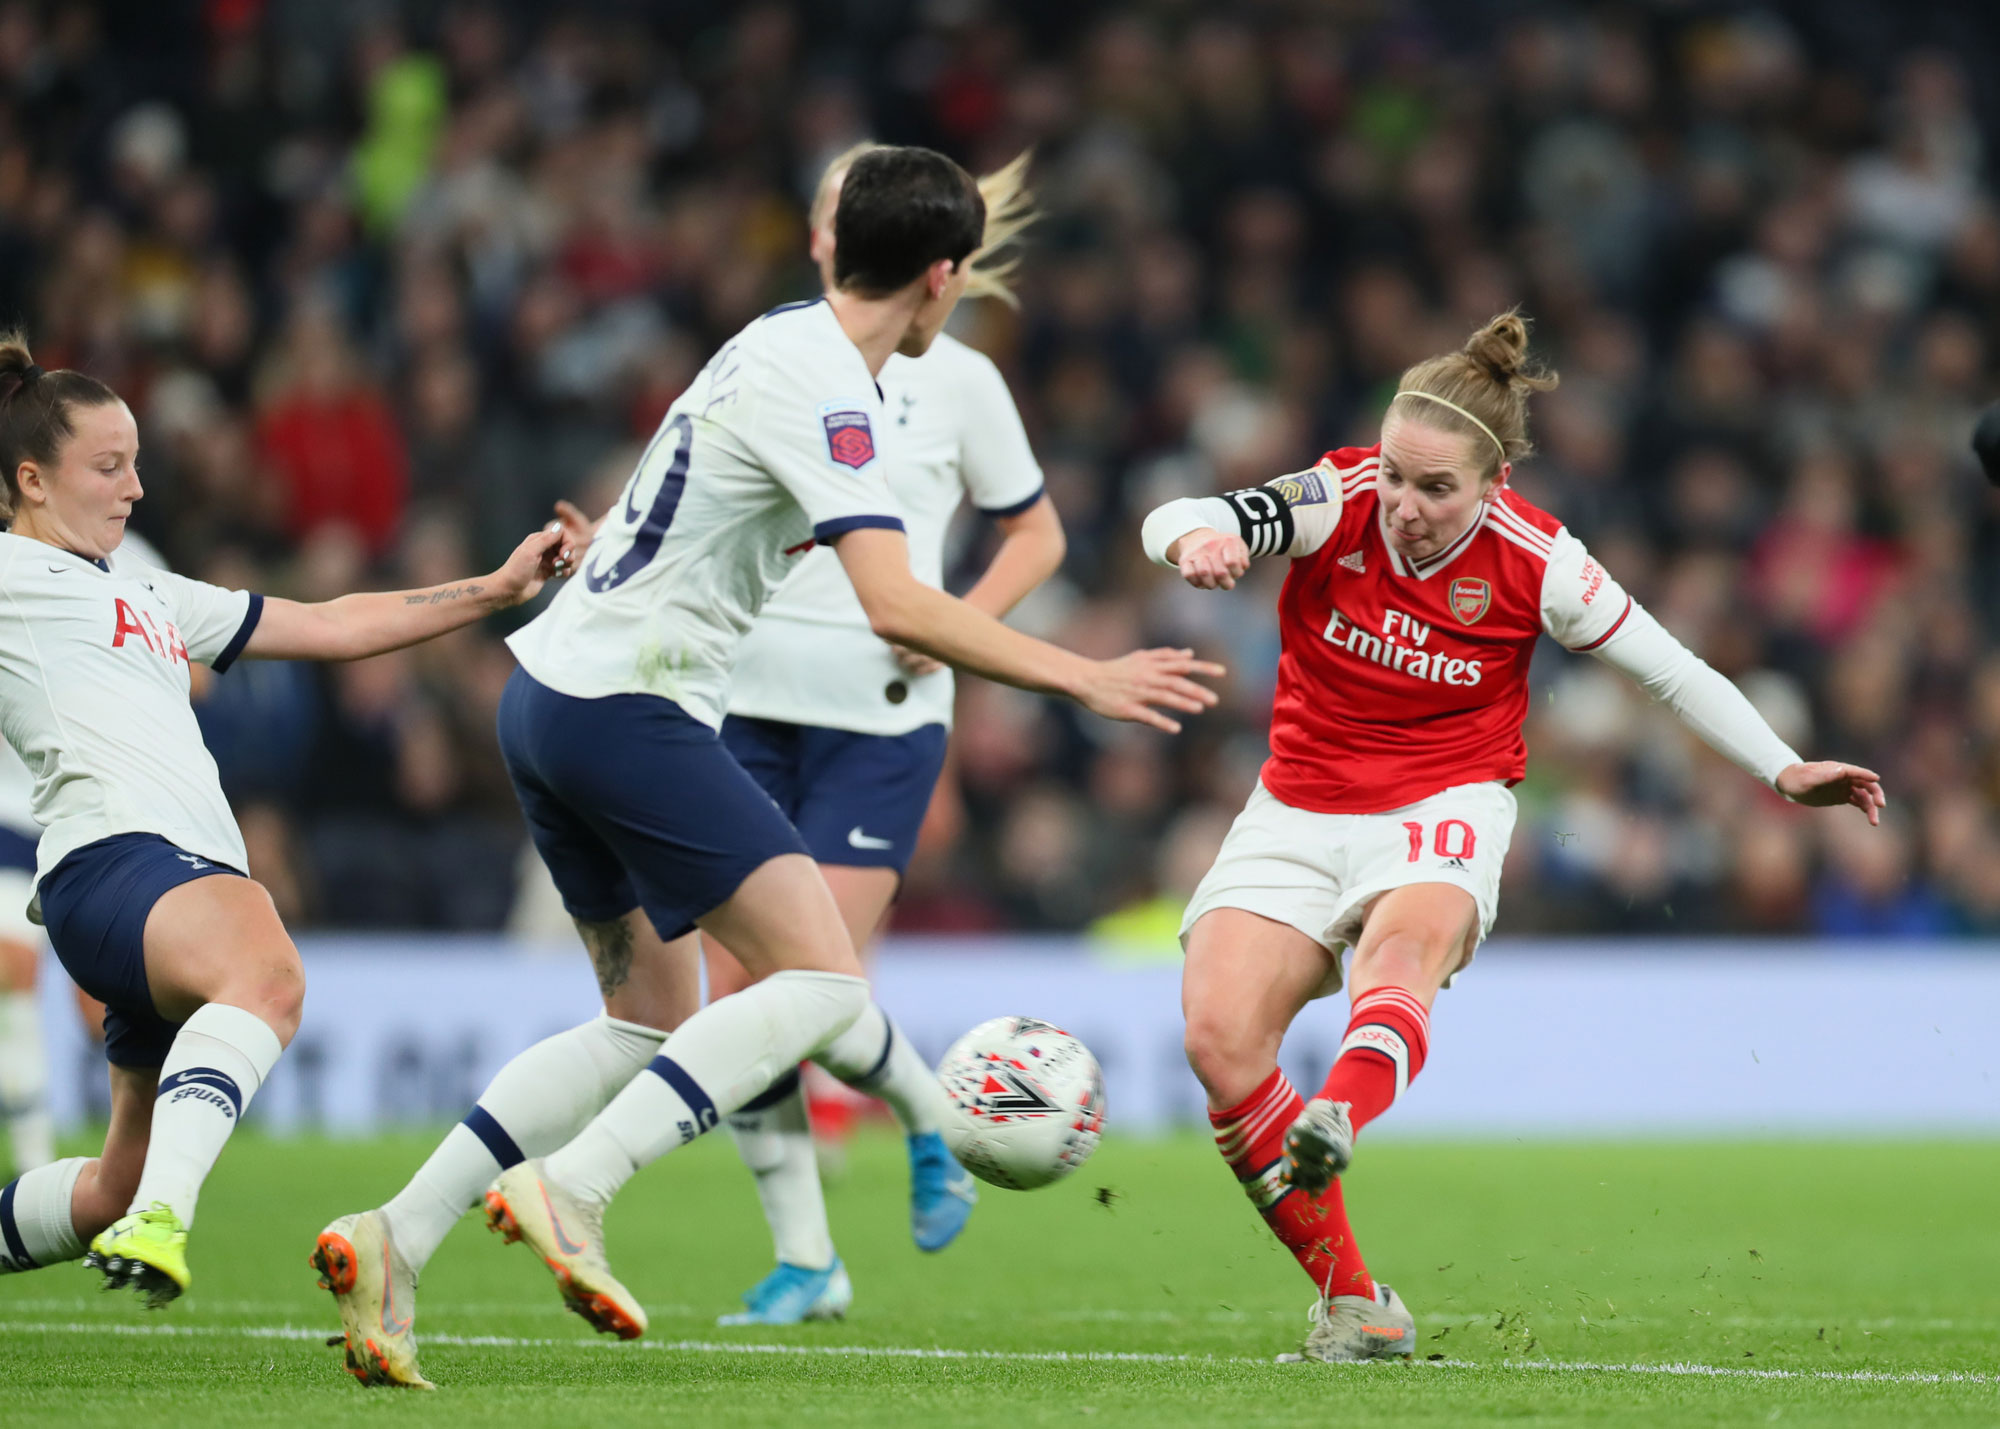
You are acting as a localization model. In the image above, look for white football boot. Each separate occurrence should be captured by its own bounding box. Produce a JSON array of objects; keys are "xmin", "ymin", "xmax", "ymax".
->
[
  {"xmin": 1280, "ymin": 1282, "xmax": 1417, "ymax": 1363},
  {"xmin": 484, "ymin": 1159, "xmax": 647, "ymax": 1340},
  {"xmin": 312, "ymin": 1209, "xmax": 435, "ymax": 1389},
  {"xmin": 1281, "ymin": 1098, "xmax": 1355, "ymax": 1197}
]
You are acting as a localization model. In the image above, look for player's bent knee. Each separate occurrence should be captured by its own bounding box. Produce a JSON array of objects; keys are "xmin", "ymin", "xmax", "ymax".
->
[
  {"xmin": 221, "ymin": 954, "xmax": 305, "ymax": 1044},
  {"xmin": 1183, "ymin": 1012, "xmax": 1266, "ymax": 1107}
]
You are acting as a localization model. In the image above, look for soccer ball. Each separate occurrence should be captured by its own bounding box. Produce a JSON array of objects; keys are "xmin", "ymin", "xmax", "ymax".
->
[{"xmin": 936, "ymin": 1016, "xmax": 1105, "ymax": 1190}]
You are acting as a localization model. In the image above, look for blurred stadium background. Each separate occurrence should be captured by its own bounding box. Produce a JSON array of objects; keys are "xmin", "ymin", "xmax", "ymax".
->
[{"xmin": 10, "ymin": 1, "xmax": 2000, "ymax": 1133}]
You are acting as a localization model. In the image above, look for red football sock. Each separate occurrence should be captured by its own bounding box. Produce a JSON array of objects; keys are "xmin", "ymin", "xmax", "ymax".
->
[
  {"xmin": 1317, "ymin": 986, "xmax": 1430, "ymax": 1133},
  {"xmin": 1209, "ymin": 1069, "xmax": 1373, "ymax": 1300}
]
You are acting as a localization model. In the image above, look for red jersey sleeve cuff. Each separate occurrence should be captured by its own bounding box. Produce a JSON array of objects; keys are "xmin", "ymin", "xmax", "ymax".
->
[{"xmin": 1569, "ymin": 594, "xmax": 1632, "ymax": 653}]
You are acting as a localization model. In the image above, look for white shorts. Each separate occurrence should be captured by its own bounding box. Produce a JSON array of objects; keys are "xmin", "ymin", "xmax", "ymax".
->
[{"xmin": 1180, "ymin": 778, "xmax": 1517, "ymax": 998}]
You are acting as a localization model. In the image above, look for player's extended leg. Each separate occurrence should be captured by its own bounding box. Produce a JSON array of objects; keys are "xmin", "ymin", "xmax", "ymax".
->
[
  {"xmin": 811, "ymin": 866, "xmax": 974, "ymax": 1252},
  {"xmin": 706, "ymin": 863, "xmax": 967, "ymax": 1323},
  {"xmin": 1269, "ymin": 884, "xmax": 1473, "ymax": 1365},
  {"xmin": 705, "ymin": 937, "xmax": 847, "ymax": 1325},
  {"xmin": 0, "ymin": 931, "xmax": 54, "ymax": 1173},
  {"xmin": 0, "ymin": 1061, "xmax": 151, "ymax": 1276},
  {"xmin": 1283, "ymin": 884, "xmax": 1475, "ymax": 1195},
  {"xmin": 1182, "ymin": 909, "xmax": 1382, "ymax": 1304},
  {"xmin": 316, "ymin": 908, "xmax": 697, "ymax": 1388},
  {"xmin": 86, "ymin": 875, "xmax": 297, "ymax": 1307},
  {"xmin": 487, "ymin": 853, "xmax": 867, "ymax": 1339}
]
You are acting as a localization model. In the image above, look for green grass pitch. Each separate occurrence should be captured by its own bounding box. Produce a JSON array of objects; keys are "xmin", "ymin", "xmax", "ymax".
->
[{"xmin": 2, "ymin": 1129, "xmax": 1997, "ymax": 1426}]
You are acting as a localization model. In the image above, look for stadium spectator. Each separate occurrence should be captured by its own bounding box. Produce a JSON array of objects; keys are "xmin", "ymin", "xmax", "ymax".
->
[{"xmin": 6, "ymin": 1, "xmax": 2000, "ymax": 938}]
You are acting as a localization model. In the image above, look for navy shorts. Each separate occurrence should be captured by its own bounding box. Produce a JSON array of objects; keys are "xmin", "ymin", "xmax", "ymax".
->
[
  {"xmin": 38, "ymin": 833, "xmax": 243, "ymax": 1067},
  {"xmin": 720, "ymin": 716, "xmax": 947, "ymax": 875},
  {"xmin": 498, "ymin": 668, "xmax": 809, "ymax": 941}
]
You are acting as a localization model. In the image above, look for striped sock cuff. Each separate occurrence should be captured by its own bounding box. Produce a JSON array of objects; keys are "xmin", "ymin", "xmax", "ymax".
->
[
  {"xmin": 0, "ymin": 1176, "xmax": 32, "ymax": 1270},
  {"xmin": 1341, "ymin": 988, "xmax": 1430, "ymax": 1103},
  {"xmin": 646, "ymin": 1054, "xmax": 719, "ymax": 1140},
  {"xmin": 1210, "ymin": 1070, "xmax": 1300, "ymax": 1163},
  {"xmin": 1351, "ymin": 988, "xmax": 1430, "ymax": 1059},
  {"xmin": 463, "ymin": 1104, "xmax": 526, "ymax": 1170}
]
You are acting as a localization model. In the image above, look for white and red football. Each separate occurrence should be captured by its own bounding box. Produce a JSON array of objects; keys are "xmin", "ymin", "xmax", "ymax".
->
[{"xmin": 936, "ymin": 1016, "xmax": 1105, "ymax": 1190}]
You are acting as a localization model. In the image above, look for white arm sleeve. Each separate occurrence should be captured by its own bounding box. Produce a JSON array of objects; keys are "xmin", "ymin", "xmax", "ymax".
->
[
  {"xmin": 1588, "ymin": 607, "xmax": 1802, "ymax": 787},
  {"xmin": 1140, "ymin": 461, "xmax": 1344, "ymax": 565},
  {"xmin": 1142, "ymin": 496, "xmax": 1238, "ymax": 565},
  {"xmin": 1539, "ymin": 528, "xmax": 1799, "ymax": 786}
]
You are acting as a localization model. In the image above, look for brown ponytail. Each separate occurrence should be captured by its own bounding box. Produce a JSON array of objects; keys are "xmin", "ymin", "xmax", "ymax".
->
[
  {"xmin": 1390, "ymin": 310, "xmax": 1559, "ymax": 477},
  {"xmin": 0, "ymin": 331, "xmax": 120, "ymax": 507}
]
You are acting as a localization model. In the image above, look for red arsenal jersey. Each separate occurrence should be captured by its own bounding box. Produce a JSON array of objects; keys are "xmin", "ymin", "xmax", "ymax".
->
[{"xmin": 1261, "ymin": 445, "xmax": 1632, "ymax": 814}]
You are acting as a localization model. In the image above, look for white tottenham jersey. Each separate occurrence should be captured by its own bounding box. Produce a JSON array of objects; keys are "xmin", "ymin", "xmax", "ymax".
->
[
  {"xmin": 507, "ymin": 299, "xmax": 906, "ymax": 729},
  {"xmin": 0, "ymin": 531, "xmax": 261, "ymax": 898},
  {"xmin": 726, "ymin": 331, "xmax": 1045, "ymax": 736},
  {"xmin": 0, "ymin": 529, "xmax": 168, "ymax": 845}
]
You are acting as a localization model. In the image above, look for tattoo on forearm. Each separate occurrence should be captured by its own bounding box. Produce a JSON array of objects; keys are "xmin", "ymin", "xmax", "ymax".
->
[
  {"xmin": 576, "ymin": 916, "xmax": 636, "ymax": 997},
  {"xmin": 403, "ymin": 584, "xmax": 485, "ymax": 606}
]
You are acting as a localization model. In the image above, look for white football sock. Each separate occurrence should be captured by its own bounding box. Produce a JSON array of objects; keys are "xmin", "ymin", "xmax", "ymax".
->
[
  {"xmin": 381, "ymin": 1015, "xmax": 665, "ymax": 1269},
  {"xmin": 727, "ymin": 1068, "xmax": 834, "ymax": 1271},
  {"xmin": 546, "ymin": 970, "xmax": 868, "ymax": 1206},
  {"xmin": 0, "ymin": 1155, "xmax": 86, "ymax": 1271},
  {"xmin": 130, "ymin": 1003, "xmax": 282, "ymax": 1225},
  {"xmin": 816, "ymin": 1002, "xmax": 946, "ymax": 1136},
  {"xmin": 0, "ymin": 990, "xmax": 54, "ymax": 1170}
]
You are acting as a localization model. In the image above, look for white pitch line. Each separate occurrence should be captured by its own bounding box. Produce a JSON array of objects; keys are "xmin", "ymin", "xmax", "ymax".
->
[{"xmin": 2, "ymin": 1318, "xmax": 1997, "ymax": 1386}]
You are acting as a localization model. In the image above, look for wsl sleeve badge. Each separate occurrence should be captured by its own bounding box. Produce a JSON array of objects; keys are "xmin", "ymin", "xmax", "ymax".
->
[
  {"xmin": 819, "ymin": 403, "xmax": 877, "ymax": 469},
  {"xmin": 937, "ymin": 1015, "xmax": 1105, "ymax": 1190}
]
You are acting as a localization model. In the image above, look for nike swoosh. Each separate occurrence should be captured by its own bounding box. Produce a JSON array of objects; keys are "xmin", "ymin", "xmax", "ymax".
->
[
  {"xmin": 538, "ymin": 1183, "xmax": 588, "ymax": 1257},
  {"xmin": 846, "ymin": 826, "xmax": 894, "ymax": 851},
  {"xmin": 378, "ymin": 1240, "xmax": 411, "ymax": 1335},
  {"xmin": 44, "ymin": 566, "xmax": 67, "ymax": 574}
]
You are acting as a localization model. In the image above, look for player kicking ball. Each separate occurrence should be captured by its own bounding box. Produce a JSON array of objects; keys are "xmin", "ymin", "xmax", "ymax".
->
[
  {"xmin": 693, "ymin": 143, "xmax": 1058, "ymax": 1325},
  {"xmin": 318, "ymin": 145, "xmax": 1218, "ymax": 1386},
  {"xmin": 0, "ymin": 334, "xmax": 567, "ymax": 1312},
  {"xmin": 1141, "ymin": 311, "xmax": 1884, "ymax": 1363}
]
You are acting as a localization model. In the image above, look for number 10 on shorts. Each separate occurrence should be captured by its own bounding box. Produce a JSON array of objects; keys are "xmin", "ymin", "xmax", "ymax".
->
[{"xmin": 1403, "ymin": 819, "xmax": 1476, "ymax": 863}]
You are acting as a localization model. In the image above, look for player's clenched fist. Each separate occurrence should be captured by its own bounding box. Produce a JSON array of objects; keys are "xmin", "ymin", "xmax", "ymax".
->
[
  {"xmin": 1076, "ymin": 647, "xmax": 1226, "ymax": 734},
  {"xmin": 1175, "ymin": 527, "xmax": 1252, "ymax": 590}
]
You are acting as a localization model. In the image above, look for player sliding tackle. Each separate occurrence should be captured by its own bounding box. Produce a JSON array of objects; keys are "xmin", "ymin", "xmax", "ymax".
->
[
  {"xmin": 1142, "ymin": 311, "xmax": 1883, "ymax": 1364},
  {"xmin": 316, "ymin": 145, "xmax": 1219, "ymax": 1388},
  {"xmin": 0, "ymin": 334, "xmax": 569, "ymax": 1308}
]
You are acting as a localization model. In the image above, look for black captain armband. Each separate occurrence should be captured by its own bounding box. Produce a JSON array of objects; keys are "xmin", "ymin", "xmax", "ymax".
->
[{"xmin": 1220, "ymin": 485, "xmax": 1296, "ymax": 557}]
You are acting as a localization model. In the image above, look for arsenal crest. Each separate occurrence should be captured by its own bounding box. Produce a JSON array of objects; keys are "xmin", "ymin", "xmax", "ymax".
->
[{"xmin": 1449, "ymin": 577, "xmax": 1491, "ymax": 624}]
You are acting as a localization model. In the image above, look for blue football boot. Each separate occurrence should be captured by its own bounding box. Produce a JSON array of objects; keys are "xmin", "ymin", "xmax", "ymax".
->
[
  {"xmin": 717, "ymin": 1259, "xmax": 853, "ymax": 1325},
  {"xmin": 908, "ymin": 1132, "xmax": 977, "ymax": 1252}
]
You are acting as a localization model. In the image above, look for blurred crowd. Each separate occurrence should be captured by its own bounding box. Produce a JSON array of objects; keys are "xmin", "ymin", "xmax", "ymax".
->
[{"xmin": 8, "ymin": 0, "xmax": 2000, "ymax": 939}]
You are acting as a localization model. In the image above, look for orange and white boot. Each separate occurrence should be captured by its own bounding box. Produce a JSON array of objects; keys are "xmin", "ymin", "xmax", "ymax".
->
[
  {"xmin": 312, "ymin": 1209, "xmax": 435, "ymax": 1388},
  {"xmin": 484, "ymin": 1158, "xmax": 646, "ymax": 1340}
]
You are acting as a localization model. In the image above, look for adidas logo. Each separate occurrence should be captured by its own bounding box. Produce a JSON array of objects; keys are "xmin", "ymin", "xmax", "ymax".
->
[{"xmin": 1338, "ymin": 550, "xmax": 1365, "ymax": 573}]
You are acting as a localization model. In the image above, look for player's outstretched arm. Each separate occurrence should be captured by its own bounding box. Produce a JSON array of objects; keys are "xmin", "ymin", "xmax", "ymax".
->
[
  {"xmin": 1587, "ymin": 605, "xmax": 1885, "ymax": 825},
  {"xmin": 242, "ymin": 526, "xmax": 571, "ymax": 662},
  {"xmin": 833, "ymin": 526, "xmax": 1222, "ymax": 733},
  {"xmin": 893, "ymin": 493, "xmax": 1067, "ymax": 676}
]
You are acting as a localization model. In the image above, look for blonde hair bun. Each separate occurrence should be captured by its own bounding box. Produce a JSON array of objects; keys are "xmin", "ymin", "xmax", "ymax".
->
[{"xmin": 1392, "ymin": 308, "xmax": 1558, "ymax": 473}]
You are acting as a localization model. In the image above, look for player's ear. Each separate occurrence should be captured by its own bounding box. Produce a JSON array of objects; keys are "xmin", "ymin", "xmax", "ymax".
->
[
  {"xmin": 13, "ymin": 461, "xmax": 39, "ymax": 503},
  {"xmin": 1485, "ymin": 461, "xmax": 1511, "ymax": 497},
  {"xmin": 927, "ymin": 257, "xmax": 956, "ymax": 300}
]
